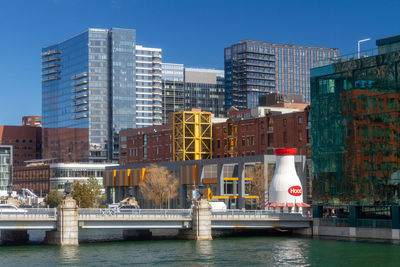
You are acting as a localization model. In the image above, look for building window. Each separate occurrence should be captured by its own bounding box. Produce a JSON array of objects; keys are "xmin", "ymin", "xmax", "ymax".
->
[
  {"xmin": 298, "ymin": 131, "xmax": 303, "ymax": 141},
  {"xmin": 261, "ymin": 134, "xmax": 265, "ymax": 145},
  {"xmin": 156, "ymin": 146, "xmax": 159, "ymax": 155},
  {"xmin": 242, "ymin": 137, "xmax": 246, "ymax": 146},
  {"xmin": 260, "ymin": 121, "xmax": 264, "ymax": 129},
  {"xmin": 283, "ymin": 119, "xmax": 287, "ymax": 126},
  {"xmin": 217, "ymin": 140, "xmax": 220, "ymax": 149},
  {"xmin": 283, "ymin": 132, "xmax": 287, "ymax": 144},
  {"xmin": 298, "ymin": 117, "xmax": 302, "ymax": 124}
]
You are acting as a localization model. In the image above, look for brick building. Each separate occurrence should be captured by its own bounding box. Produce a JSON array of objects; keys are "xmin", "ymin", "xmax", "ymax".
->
[
  {"xmin": 0, "ymin": 125, "xmax": 42, "ymax": 166},
  {"xmin": 119, "ymin": 105, "xmax": 311, "ymax": 165},
  {"xmin": 13, "ymin": 163, "xmax": 50, "ymax": 196},
  {"xmin": 22, "ymin": 116, "xmax": 42, "ymax": 127}
]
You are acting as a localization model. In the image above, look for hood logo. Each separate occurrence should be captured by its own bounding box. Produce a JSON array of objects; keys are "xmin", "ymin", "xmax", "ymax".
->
[{"xmin": 288, "ymin": 186, "xmax": 302, "ymax": 196}]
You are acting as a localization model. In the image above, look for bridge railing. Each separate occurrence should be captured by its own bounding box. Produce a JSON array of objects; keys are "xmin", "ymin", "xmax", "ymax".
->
[
  {"xmin": 77, "ymin": 208, "xmax": 193, "ymax": 219},
  {"xmin": 0, "ymin": 208, "xmax": 57, "ymax": 218},
  {"xmin": 212, "ymin": 209, "xmax": 310, "ymax": 219}
]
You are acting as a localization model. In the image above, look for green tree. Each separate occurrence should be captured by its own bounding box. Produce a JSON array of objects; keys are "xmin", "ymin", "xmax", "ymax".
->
[
  {"xmin": 45, "ymin": 191, "xmax": 62, "ymax": 208},
  {"xmin": 71, "ymin": 181, "xmax": 95, "ymax": 208}
]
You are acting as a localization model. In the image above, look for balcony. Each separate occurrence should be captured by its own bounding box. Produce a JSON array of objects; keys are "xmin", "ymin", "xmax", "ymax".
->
[
  {"xmin": 72, "ymin": 87, "xmax": 88, "ymax": 94},
  {"xmin": 72, "ymin": 100, "xmax": 88, "ymax": 106},
  {"xmin": 42, "ymin": 76, "xmax": 60, "ymax": 82},
  {"xmin": 73, "ymin": 114, "xmax": 88, "ymax": 120},
  {"xmin": 73, "ymin": 107, "xmax": 88, "ymax": 113},
  {"xmin": 42, "ymin": 70, "xmax": 60, "ymax": 76},
  {"xmin": 71, "ymin": 80, "xmax": 88, "ymax": 87},
  {"xmin": 72, "ymin": 73, "xmax": 88, "ymax": 80},
  {"xmin": 42, "ymin": 63, "xmax": 60, "ymax": 70},
  {"xmin": 72, "ymin": 94, "xmax": 88, "ymax": 100},
  {"xmin": 42, "ymin": 57, "xmax": 60, "ymax": 63},
  {"xmin": 42, "ymin": 50, "xmax": 61, "ymax": 57}
]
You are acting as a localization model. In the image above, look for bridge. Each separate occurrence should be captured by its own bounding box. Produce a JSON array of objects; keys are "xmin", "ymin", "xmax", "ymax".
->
[
  {"xmin": 0, "ymin": 208, "xmax": 311, "ymax": 230},
  {"xmin": 0, "ymin": 199, "xmax": 312, "ymax": 245}
]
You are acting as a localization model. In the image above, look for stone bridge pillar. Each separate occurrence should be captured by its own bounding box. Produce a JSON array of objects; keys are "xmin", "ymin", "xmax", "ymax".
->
[
  {"xmin": 45, "ymin": 197, "xmax": 78, "ymax": 246},
  {"xmin": 179, "ymin": 199, "xmax": 212, "ymax": 240}
]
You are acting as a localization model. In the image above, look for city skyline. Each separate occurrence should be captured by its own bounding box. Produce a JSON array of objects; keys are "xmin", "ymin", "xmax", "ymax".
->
[{"xmin": 1, "ymin": 0, "xmax": 399, "ymax": 125}]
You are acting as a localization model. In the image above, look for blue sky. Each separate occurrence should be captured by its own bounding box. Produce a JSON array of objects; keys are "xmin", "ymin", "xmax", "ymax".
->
[{"xmin": 0, "ymin": 0, "xmax": 398, "ymax": 125}]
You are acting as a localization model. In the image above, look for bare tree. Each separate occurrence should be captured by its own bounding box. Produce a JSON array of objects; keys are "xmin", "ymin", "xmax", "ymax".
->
[
  {"xmin": 140, "ymin": 164, "xmax": 179, "ymax": 208},
  {"xmin": 246, "ymin": 163, "xmax": 266, "ymax": 209}
]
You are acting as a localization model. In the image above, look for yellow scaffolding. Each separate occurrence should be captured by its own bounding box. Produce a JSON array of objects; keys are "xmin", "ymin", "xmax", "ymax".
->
[
  {"xmin": 227, "ymin": 118, "xmax": 238, "ymax": 157},
  {"xmin": 173, "ymin": 110, "xmax": 212, "ymax": 161}
]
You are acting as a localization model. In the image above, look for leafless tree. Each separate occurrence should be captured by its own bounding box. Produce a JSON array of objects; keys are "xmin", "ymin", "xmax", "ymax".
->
[
  {"xmin": 140, "ymin": 164, "xmax": 179, "ymax": 208},
  {"xmin": 246, "ymin": 163, "xmax": 266, "ymax": 209}
]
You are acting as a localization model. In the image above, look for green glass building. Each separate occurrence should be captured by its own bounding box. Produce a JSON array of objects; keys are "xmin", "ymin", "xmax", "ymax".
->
[{"xmin": 311, "ymin": 35, "xmax": 400, "ymax": 209}]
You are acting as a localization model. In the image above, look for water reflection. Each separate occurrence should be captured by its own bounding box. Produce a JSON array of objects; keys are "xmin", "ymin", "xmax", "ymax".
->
[{"xmin": 59, "ymin": 246, "xmax": 79, "ymax": 265}]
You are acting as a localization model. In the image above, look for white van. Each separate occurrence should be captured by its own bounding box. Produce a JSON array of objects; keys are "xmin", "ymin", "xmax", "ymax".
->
[{"xmin": 209, "ymin": 201, "xmax": 227, "ymax": 212}]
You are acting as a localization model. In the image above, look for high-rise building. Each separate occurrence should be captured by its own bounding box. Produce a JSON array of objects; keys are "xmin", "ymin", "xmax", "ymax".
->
[
  {"xmin": 161, "ymin": 63, "xmax": 185, "ymax": 124},
  {"xmin": 42, "ymin": 28, "xmax": 162, "ymax": 163},
  {"xmin": 224, "ymin": 40, "xmax": 339, "ymax": 109},
  {"xmin": 184, "ymin": 68, "xmax": 225, "ymax": 117}
]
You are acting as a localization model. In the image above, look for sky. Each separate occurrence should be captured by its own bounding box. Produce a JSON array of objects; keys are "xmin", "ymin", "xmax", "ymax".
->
[{"xmin": 0, "ymin": 0, "xmax": 398, "ymax": 125}]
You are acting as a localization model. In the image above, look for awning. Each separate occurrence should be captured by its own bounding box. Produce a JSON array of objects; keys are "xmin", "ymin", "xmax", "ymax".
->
[
  {"xmin": 295, "ymin": 202, "xmax": 311, "ymax": 208},
  {"xmin": 277, "ymin": 203, "xmax": 285, "ymax": 208},
  {"xmin": 286, "ymin": 202, "xmax": 294, "ymax": 208}
]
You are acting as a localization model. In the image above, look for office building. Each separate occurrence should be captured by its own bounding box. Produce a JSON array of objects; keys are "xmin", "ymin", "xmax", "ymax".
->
[
  {"xmin": 0, "ymin": 125, "xmax": 42, "ymax": 166},
  {"xmin": 41, "ymin": 28, "xmax": 162, "ymax": 163},
  {"xmin": 311, "ymin": 35, "xmax": 400, "ymax": 209},
  {"xmin": 224, "ymin": 40, "xmax": 339, "ymax": 109},
  {"xmin": 22, "ymin": 116, "xmax": 42, "ymax": 127},
  {"xmin": 162, "ymin": 63, "xmax": 185, "ymax": 124},
  {"xmin": 184, "ymin": 68, "xmax": 225, "ymax": 117}
]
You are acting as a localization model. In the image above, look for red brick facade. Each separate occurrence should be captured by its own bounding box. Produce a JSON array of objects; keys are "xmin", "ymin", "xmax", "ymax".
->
[
  {"xmin": 13, "ymin": 164, "xmax": 50, "ymax": 196},
  {"xmin": 0, "ymin": 126, "xmax": 42, "ymax": 166},
  {"xmin": 119, "ymin": 106, "xmax": 311, "ymax": 164}
]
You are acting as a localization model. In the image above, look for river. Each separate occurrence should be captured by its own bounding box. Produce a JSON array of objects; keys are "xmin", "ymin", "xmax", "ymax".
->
[{"xmin": 1, "ymin": 230, "xmax": 400, "ymax": 266}]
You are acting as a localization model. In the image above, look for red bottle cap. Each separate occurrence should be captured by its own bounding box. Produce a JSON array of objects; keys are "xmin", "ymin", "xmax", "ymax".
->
[{"xmin": 274, "ymin": 148, "xmax": 297, "ymax": 156}]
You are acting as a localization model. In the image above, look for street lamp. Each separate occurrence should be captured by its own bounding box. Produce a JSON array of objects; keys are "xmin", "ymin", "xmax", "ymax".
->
[
  {"xmin": 358, "ymin": 38, "xmax": 371, "ymax": 58},
  {"xmin": 65, "ymin": 180, "xmax": 72, "ymax": 198},
  {"xmin": 7, "ymin": 184, "xmax": 13, "ymax": 198},
  {"xmin": 128, "ymin": 186, "xmax": 134, "ymax": 198},
  {"xmin": 198, "ymin": 184, "xmax": 205, "ymax": 199}
]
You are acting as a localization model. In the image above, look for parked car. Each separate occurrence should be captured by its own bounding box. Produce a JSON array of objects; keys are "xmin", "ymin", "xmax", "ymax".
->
[
  {"xmin": 0, "ymin": 204, "xmax": 28, "ymax": 213},
  {"xmin": 118, "ymin": 204, "xmax": 139, "ymax": 213}
]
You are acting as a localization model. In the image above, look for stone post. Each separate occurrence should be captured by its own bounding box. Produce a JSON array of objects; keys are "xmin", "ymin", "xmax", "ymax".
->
[
  {"xmin": 179, "ymin": 199, "xmax": 212, "ymax": 240},
  {"xmin": 45, "ymin": 197, "xmax": 78, "ymax": 246}
]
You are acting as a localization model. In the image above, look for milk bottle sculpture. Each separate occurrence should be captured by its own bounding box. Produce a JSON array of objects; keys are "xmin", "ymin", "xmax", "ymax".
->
[{"xmin": 267, "ymin": 148, "xmax": 309, "ymax": 212}]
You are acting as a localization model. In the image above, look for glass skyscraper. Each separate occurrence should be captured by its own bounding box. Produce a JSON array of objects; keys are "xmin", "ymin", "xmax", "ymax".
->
[
  {"xmin": 224, "ymin": 40, "xmax": 339, "ymax": 109},
  {"xmin": 184, "ymin": 68, "xmax": 225, "ymax": 117},
  {"xmin": 42, "ymin": 28, "xmax": 162, "ymax": 163},
  {"xmin": 162, "ymin": 63, "xmax": 185, "ymax": 124}
]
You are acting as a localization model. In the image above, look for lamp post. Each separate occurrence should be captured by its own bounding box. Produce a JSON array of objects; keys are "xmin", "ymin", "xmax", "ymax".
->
[
  {"xmin": 7, "ymin": 184, "xmax": 13, "ymax": 198},
  {"xmin": 198, "ymin": 184, "xmax": 205, "ymax": 200},
  {"xmin": 358, "ymin": 38, "xmax": 371, "ymax": 58},
  {"xmin": 64, "ymin": 180, "xmax": 72, "ymax": 198}
]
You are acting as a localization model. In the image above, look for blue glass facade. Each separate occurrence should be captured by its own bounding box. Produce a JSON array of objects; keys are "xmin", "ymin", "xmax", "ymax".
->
[
  {"xmin": 225, "ymin": 40, "xmax": 339, "ymax": 109},
  {"xmin": 162, "ymin": 63, "xmax": 184, "ymax": 124},
  {"xmin": 42, "ymin": 28, "xmax": 161, "ymax": 163}
]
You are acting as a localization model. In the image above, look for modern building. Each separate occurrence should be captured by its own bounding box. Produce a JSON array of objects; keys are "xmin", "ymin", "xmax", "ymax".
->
[
  {"xmin": 0, "ymin": 125, "xmax": 42, "ymax": 166},
  {"xmin": 13, "ymin": 161, "xmax": 118, "ymax": 196},
  {"xmin": 105, "ymin": 154, "xmax": 308, "ymax": 209},
  {"xmin": 224, "ymin": 40, "xmax": 339, "ymax": 109},
  {"xmin": 22, "ymin": 116, "xmax": 42, "ymax": 127},
  {"xmin": 310, "ymin": 35, "xmax": 400, "ymax": 231},
  {"xmin": 0, "ymin": 146, "xmax": 12, "ymax": 191},
  {"xmin": 161, "ymin": 63, "xmax": 185, "ymax": 124},
  {"xmin": 184, "ymin": 68, "xmax": 225, "ymax": 117},
  {"xmin": 42, "ymin": 28, "xmax": 162, "ymax": 163}
]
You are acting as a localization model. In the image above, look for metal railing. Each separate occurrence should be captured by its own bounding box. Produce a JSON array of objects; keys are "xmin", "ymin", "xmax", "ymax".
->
[
  {"xmin": 357, "ymin": 218, "xmax": 392, "ymax": 229},
  {"xmin": 0, "ymin": 208, "xmax": 57, "ymax": 218},
  {"xmin": 320, "ymin": 218, "xmax": 350, "ymax": 227},
  {"xmin": 78, "ymin": 209, "xmax": 192, "ymax": 219},
  {"xmin": 212, "ymin": 209, "xmax": 310, "ymax": 219}
]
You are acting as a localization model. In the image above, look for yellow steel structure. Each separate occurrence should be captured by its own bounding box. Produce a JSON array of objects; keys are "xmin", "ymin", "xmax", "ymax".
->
[
  {"xmin": 227, "ymin": 118, "xmax": 238, "ymax": 157},
  {"xmin": 173, "ymin": 110, "xmax": 212, "ymax": 161}
]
